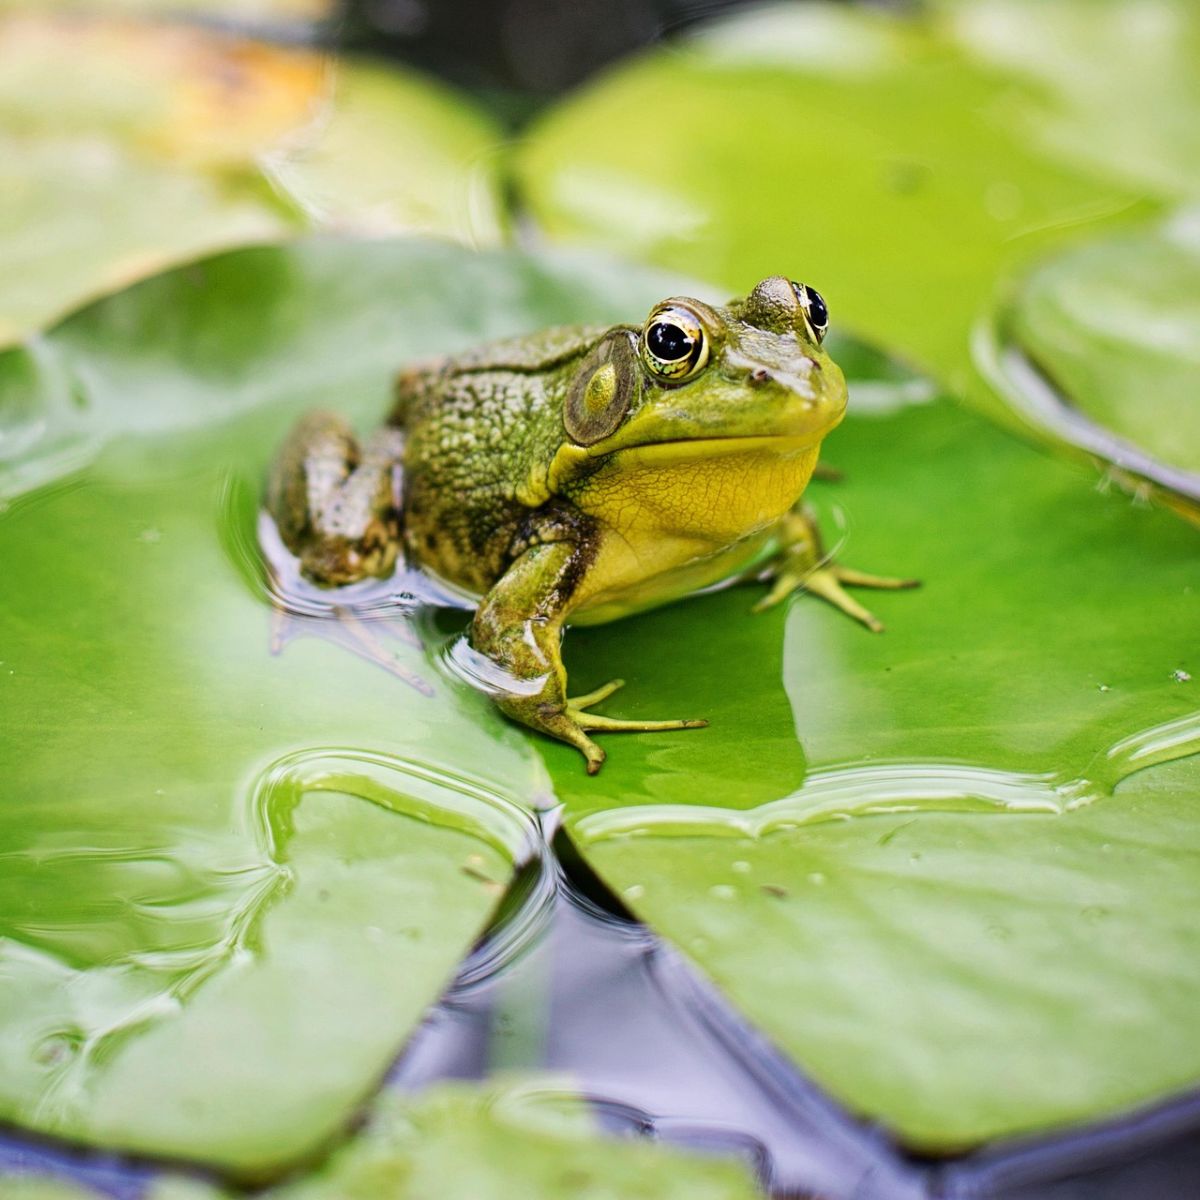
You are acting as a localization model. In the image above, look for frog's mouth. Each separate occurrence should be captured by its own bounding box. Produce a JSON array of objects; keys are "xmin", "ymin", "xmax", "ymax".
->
[
  {"xmin": 541, "ymin": 415, "xmax": 843, "ymax": 502},
  {"xmin": 600, "ymin": 432, "xmax": 825, "ymax": 465}
]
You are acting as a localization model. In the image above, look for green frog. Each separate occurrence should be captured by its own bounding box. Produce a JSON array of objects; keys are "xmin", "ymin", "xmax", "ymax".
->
[{"xmin": 267, "ymin": 276, "xmax": 915, "ymax": 773}]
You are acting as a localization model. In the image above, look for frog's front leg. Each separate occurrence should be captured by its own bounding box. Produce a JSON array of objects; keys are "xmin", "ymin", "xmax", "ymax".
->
[
  {"xmin": 470, "ymin": 540, "xmax": 706, "ymax": 774},
  {"xmin": 753, "ymin": 508, "xmax": 919, "ymax": 632},
  {"xmin": 267, "ymin": 411, "xmax": 404, "ymax": 585}
]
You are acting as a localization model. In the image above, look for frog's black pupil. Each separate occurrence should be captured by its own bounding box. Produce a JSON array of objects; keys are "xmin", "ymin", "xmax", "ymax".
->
[
  {"xmin": 790, "ymin": 280, "xmax": 829, "ymax": 332},
  {"xmin": 648, "ymin": 320, "xmax": 692, "ymax": 361},
  {"xmin": 807, "ymin": 288, "xmax": 828, "ymax": 329}
]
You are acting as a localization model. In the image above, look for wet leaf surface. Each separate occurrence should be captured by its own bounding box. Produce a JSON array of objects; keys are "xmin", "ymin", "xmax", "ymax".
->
[{"xmin": 546, "ymin": 354, "xmax": 1199, "ymax": 1146}]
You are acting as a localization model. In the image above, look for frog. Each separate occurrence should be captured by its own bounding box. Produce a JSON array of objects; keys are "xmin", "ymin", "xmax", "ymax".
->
[{"xmin": 266, "ymin": 276, "xmax": 916, "ymax": 773}]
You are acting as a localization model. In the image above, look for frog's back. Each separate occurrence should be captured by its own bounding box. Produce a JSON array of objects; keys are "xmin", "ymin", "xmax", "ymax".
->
[{"xmin": 394, "ymin": 324, "xmax": 609, "ymax": 593}]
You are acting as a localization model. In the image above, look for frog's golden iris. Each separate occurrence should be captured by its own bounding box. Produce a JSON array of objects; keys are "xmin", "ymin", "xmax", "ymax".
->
[
  {"xmin": 641, "ymin": 304, "xmax": 709, "ymax": 382},
  {"xmin": 267, "ymin": 276, "xmax": 917, "ymax": 772}
]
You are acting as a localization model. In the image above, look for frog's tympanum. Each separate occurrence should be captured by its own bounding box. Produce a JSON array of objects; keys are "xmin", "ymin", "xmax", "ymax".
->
[{"xmin": 267, "ymin": 277, "xmax": 916, "ymax": 772}]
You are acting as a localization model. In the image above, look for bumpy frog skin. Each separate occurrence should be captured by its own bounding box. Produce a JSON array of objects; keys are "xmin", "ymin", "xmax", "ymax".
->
[{"xmin": 267, "ymin": 276, "xmax": 916, "ymax": 773}]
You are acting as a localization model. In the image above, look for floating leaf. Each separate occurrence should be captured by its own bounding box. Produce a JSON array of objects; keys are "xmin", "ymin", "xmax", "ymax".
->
[
  {"xmin": 0, "ymin": 14, "xmax": 505, "ymax": 343},
  {"xmin": 3, "ymin": 234, "xmax": 1197, "ymax": 1166},
  {"xmin": 516, "ymin": 1, "xmax": 1198, "ymax": 405}
]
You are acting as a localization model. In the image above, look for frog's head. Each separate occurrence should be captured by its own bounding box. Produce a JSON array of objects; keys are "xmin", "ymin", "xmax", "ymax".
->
[{"xmin": 542, "ymin": 277, "xmax": 847, "ymax": 530}]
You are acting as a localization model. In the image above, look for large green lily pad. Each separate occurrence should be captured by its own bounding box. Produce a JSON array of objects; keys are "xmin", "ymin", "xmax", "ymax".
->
[
  {"xmin": 515, "ymin": 0, "xmax": 1197, "ymax": 403},
  {"xmin": 543, "ymin": 352, "xmax": 1199, "ymax": 1148},
  {"xmin": 0, "ymin": 13, "xmax": 504, "ymax": 344},
  {"xmin": 0, "ymin": 238, "xmax": 691, "ymax": 1173}
]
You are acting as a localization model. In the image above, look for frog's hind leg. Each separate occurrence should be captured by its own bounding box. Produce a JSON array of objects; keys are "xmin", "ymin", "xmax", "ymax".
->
[{"xmin": 267, "ymin": 411, "xmax": 405, "ymax": 586}]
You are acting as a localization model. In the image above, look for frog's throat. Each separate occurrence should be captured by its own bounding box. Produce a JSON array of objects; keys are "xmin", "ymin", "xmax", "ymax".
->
[{"xmin": 522, "ymin": 433, "xmax": 827, "ymax": 505}]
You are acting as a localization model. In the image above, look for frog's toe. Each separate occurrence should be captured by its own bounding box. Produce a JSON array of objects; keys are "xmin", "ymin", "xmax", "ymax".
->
[
  {"xmin": 752, "ymin": 574, "xmax": 799, "ymax": 614},
  {"xmin": 802, "ymin": 566, "xmax": 887, "ymax": 632},
  {"xmin": 800, "ymin": 564, "xmax": 920, "ymax": 632},
  {"xmin": 569, "ymin": 679, "xmax": 626, "ymax": 711},
  {"xmin": 834, "ymin": 567, "xmax": 921, "ymax": 591},
  {"xmin": 570, "ymin": 711, "xmax": 708, "ymax": 734}
]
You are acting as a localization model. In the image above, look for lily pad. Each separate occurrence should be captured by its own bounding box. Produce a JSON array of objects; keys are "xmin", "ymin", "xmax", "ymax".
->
[
  {"xmin": 543, "ymin": 352, "xmax": 1199, "ymax": 1148},
  {"xmin": 258, "ymin": 1080, "xmax": 759, "ymax": 1200},
  {"xmin": 0, "ymin": 1180, "xmax": 98, "ymax": 1200},
  {"xmin": 515, "ymin": 0, "xmax": 1198, "ymax": 400},
  {"xmin": 977, "ymin": 211, "xmax": 1200, "ymax": 520},
  {"xmin": 939, "ymin": 0, "xmax": 1200, "ymax": 198},
  {"xmin": 0, "ymin": 13, "xmax": 505, "ymax": 344}
]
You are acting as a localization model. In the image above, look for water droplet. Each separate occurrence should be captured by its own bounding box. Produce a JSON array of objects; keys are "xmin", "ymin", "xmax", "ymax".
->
[
  {"xmin": 1098, "ymin": 683, "xmax": 1111, "ymax": 692},
  {"xmin": 623, "ymin": 884, "xmax": 645, "ymax": 901},
  {"xmin": 571, "ymin": 761, "xmax": 1077, "ymax": 846},
  {"xmin": 807, "ymin": 872, "xmax": 827, "ymax": 886},
  {"xmin": 709, "ymin": 884, "xmax": 736, "ymax": 900},
  {"xmin": 1172, "ymin": 669, "xmax": 1192, "ymax": 683},
  {"xmin": 33, "ymin": 1030, "xmax": 83, "ymax": 1068},
  {"xmin": 731, "ymin": 860, "xmax": 751, "ymax": 874}
]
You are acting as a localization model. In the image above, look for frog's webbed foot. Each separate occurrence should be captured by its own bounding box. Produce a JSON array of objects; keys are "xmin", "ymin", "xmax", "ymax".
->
[
  {"xmin": 267, "ymin": 412, "xmax": 404, "ymax": 586},
  {"xmin": 536, "ymin": 683, "xmax": 708, "ymax": 775},
  {"xmin": 570, "ymin": 678, "xmax": 706, "ymax": 733},
  {"xmin": 471, "ymin": 544, "xmax": 708, "ymax": 774},
  {"xmin": 754, "ymin": 509, "xmax": 919, "ymax": 632}
]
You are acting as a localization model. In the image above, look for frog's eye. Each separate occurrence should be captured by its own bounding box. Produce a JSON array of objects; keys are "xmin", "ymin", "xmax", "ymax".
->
[
  {"xmin": 641, "ymin": 306, "xmax": 709, "ymax": 382},
  {"xmin": 790, "ymin": 282, "xmax": 829, "ymax": 343}
]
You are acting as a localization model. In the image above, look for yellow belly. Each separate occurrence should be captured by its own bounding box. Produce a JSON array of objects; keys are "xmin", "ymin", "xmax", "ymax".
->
[{"xmin": 567, "ymin": 437, "xmax": 819, "ymax": 624}]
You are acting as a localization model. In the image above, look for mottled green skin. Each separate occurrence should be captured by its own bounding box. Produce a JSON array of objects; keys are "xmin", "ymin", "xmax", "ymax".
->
[
  {"xmin": 393, "ymin": 324, "xmax": 616, "ymax": 596},
  {"xmin": 267, "ymin": 276, "xmax": 915, "ymax": 772}
]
